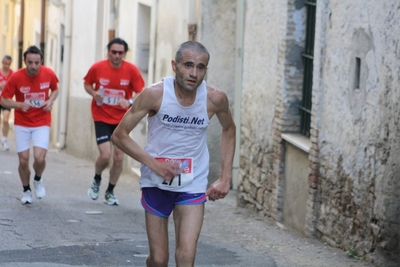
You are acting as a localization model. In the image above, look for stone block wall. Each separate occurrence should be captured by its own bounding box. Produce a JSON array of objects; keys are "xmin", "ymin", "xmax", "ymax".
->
[
  {"xmin": 237, "ymin": 0, "xmax": 307, "ymax": 222},
  {"xmin": 237, "ymin": 0, "xmax": 400, "ymax": 265},
  {"xmin": 313, "ymin": 1, "xmax": 400, "ymax": 265}
]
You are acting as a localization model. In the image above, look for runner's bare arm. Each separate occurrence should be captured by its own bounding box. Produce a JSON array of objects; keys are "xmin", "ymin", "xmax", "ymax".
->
[
  {"xmin": 111, "ymin": 84, "xmax": 180, "ymax": 180},
  {"xmin": 84, "ymin": 82, "xmax": 102, "ymax": 103},
  {"xmin": 0, "ymin": 81, "xmax": 6, "ymax": 90},
  {"xmin": 118, "ymin": 90, "xmax": 140, "ymax": 109},
  {"xmin": 1, "ymin": 97, "xmax": 32, "ymax": 112},
  {"xmin": 43, "ymin": 88, "xmax": 59, "ymax": 112},
  {"xmin": 206, "ymin": 87, "xmax": 236, "ymax": 201}
]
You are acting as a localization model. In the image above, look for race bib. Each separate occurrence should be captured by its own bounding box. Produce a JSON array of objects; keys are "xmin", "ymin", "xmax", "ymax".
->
[
  {"xmin": 103, "ymin": 88, "xmax": 125, "ymax": 106},
  {"xmin": 25, "ymin": 92, "xmax": 46, "ymax": 108},
  {"xmin": 151, "ymin": 157, "xmax": 193, "ymax": 187}
]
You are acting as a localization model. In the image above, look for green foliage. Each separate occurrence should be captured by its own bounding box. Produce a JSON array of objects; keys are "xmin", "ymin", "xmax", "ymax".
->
[{"xmin": 346, "ymin": 246, "xmax": 362, "ymax": 260}]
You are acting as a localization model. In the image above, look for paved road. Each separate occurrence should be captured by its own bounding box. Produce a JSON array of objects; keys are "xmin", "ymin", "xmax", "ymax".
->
[{"xmin": 0, "ymin": 136, "xmax": 372, "ymax": 267}]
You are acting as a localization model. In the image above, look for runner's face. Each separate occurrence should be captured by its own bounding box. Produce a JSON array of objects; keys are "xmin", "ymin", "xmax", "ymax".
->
[
  {"xmin": 108, "ymin": 44, "xmax": 126, "ymax": 68},
  {"xmin": 2, "ymin": 59, "xmax": 11, "ymax": 71},
  {"xmin": 24, "ymin": 54, "xmax": 42, "ymax": 77},
  {"xmin": 172, "ymin": 49, "xmax": 208, "ymax": 93}
]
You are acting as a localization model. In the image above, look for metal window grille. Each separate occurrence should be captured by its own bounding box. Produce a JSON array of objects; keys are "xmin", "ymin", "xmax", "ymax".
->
[{"xmin": 299, "ymin": 0, "xmax": 316, "ymax": 137}]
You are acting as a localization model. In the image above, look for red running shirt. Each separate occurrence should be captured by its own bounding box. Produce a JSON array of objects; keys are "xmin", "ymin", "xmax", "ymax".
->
[
  {"xmin": 0, "ymin": 68, "xmax": 14, "ymax": 85},
  {"xmin": 84, "ymin": 60, "xmax": 145, "ymax": 125},
  {"xmin": 0, "ymin": 68, "xmax": 14, "ymax": 102},
  {"xmin": 2, "ymin": 67, "xmax": 58, "ymax": 127}
]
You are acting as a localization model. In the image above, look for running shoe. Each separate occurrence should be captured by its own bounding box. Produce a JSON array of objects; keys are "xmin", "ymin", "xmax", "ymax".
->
[
  {"xmin": 34, "ymin": 180, "xmax": 46, "ymax": 199},
  {"xmin": 21, "ymin": 190, "xmax": 33, "ymax": 204},
  {"xmin": 104, "ymin": 191, "xmax": 119, "ymax": 205},
  {"xmin": 2, "ymin": 139, "xmax": 9, "ymax": 151},
  {"xmin": 88, "ymin": 179, "xmax": 100, "ymax": 200}
]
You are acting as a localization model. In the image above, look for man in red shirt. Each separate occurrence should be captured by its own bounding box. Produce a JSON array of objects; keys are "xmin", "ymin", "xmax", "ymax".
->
[
  {"xmin": 0, "ymin": 55, "xmax": 14, "ymax": 151},
  {"xmin": 2, "ymin": 46, "xmax": 59, "ymax": 204},
  {"xmin": 84, "ymin": 38, "xmax": 144, "ymax": 205}
]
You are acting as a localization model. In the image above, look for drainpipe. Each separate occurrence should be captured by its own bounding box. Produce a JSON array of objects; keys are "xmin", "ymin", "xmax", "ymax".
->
[
  {"xmin": 232, "ymin": 0, "xmax": 244, "ymax": 189},
  {"xmin": 18, "ymin": 0, "xmax": 24, "ymax": 68},
  {"xmin": 40, "ymin": 0, "xmax": 45, "ymax": 61},
  {"xmin": 56, "ymin": 0, "xmax": 72, "ymax": 149}
]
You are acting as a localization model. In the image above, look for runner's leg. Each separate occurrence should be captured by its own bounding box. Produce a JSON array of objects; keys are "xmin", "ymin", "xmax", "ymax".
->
[
  {"xmin": 2, "ymin": 109, "xmax": 10, "ymax": 138},
  {"xmin": 95, "ymin": 141, "xmax": 111, "ymax": 174},
  {"xmin": 31, "ymin": 126, "xmax": 50, "ymax": 176},
  {"xmin": 145, "ymin": 211, "xmax": 169, "ymax": 267},
  {"xmin": 17, "ymin": 150, "xmax": 30, "ymax": 186},
  {"xmin": 109, "ymin": 144, "xmax": 124, "ymax": 185},
  {"xmin": 173, "ymin": 204, "xmax": 205, "ymax": 267},
  {"xmin": 32, "ymin": 147, "xmax": 47, "ymax": 176},
  {"xmin": 15, "ymin": 126, "xmax": 31, "ymax": 186}
]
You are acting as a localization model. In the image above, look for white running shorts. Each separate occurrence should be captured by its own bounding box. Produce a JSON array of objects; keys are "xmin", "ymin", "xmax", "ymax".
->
[{"xmin": 14, "ymin": 125, "xmax": 50, "ymax": 153}]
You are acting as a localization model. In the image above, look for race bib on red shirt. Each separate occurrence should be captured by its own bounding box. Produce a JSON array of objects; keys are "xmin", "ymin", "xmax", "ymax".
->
[
  {"xmin": 103, "ymin": 88, "xmax": 125, "ymax": 106},
  {"xmin": 25, "ymin": 92, "xmax": 46, "ymax": 108}
]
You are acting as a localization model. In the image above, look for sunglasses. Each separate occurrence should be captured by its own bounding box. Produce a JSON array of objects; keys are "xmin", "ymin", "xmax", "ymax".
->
[{"xmin": 110, "ymin": 50, "xmax": 125, "ymax": 55}]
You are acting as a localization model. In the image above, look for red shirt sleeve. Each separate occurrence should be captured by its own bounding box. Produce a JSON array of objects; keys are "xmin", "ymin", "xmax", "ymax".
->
[
  {"xmin": 84, "ymin": 63, "xmax": 97, "ymax": 86},
  {"xmin": 2, "ymin": 75, "xmax": 16, "ymax": 98}
]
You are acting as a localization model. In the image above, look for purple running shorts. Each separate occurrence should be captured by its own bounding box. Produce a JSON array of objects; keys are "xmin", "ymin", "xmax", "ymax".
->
[{"xmin": 141, "ymin": 187, "xmax": 207, "ymax": 217}]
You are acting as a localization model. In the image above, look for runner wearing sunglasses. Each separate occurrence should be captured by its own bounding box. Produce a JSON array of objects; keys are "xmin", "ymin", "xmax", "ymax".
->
[{"xmin": 83, "ymin": 37, "xmax": 145, "ymax": 205}]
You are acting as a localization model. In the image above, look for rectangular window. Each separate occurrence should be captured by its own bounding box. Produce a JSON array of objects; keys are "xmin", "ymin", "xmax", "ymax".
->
[
  {"xmin": 299, "ymin": 0, "xmax": 317, "ymax": 137},
  {"xmin": 354, "ymin": 57, "xmax": 361, "ymax": 89}
]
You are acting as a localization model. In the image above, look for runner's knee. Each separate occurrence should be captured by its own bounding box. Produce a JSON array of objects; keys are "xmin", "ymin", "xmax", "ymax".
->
[
  {"xmin": 113, "ymin": 152, "xmax": 124, "ymax": 164},
  {"xmin": 175, "ymin": 247, "xmax": 196, "ymax": 266},
  {"xmin": 147, "ymin": 254, "xmax": 169, "ymax": 267},
  {"xmin": 33, "ymin": 156, "xmax": 46, "ymax": 166},
  {"xmin": 98, "ymin": 151, "xmax": 111, "ymax": 162},
  {"xmin": 19, "ymin": 158, "xmax": 29, "ymax": 169}
]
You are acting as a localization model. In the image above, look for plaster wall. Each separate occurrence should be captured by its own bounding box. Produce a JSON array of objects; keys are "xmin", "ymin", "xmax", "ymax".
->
[
  {"xmin": 236, "ymin": 0, "xmax": 400, "ymax": 264},
  {"xmin": 23, "ymin": 0, "xmax": 41, "ymax": 48},
  {"xmin": 314, "ymin": 1, "xmax": 400, "ymax": 264},
  {"xmin": 199, "ymin": 0, "xmax": 236, "ymax": 186},
  {"xmin": 46, "ymin": 1, "xmax": 64, "ymax": 147},
  {"xmin": 65, "ymin": 0, "xmax": 152, "ymax": 165},
  {"xmin": 237, "ymin": 0, "xmax": 292, "ymax": 213},
  {"xmin": 152, "ymin": 0, "xmax": 192, "ymax": 83},
  {"xmin": 65, "ymin": 0, "xmax": 100, "ymax": 160},
  {"xmin": 0, "ymin": 0, "xmax": 16, "ymax": 59},
  {"xmin": 241, "ymin": 0, "xmax": 288, "ymax": 166},
  {"xmin": 283, "ymin": 143, "xmax": 309, "ymax": 234},
  {"xmin": 117, "ymin": 0, "xmax": 138, "ymax": 64}
]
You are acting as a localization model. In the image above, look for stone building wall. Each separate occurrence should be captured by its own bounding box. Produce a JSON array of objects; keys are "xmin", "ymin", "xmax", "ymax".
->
[
  {"xmin": 199, "ymin": 0, "xmax": 236, "ymax": 186},
  {"xmin": 313, "ymin": 1, "xmax": 400, "ymax": 265},
  {"xmin": 237, "ymin": 0, "xmax": 280, "ymax": 217},
  {"xmin": 237, "ymin": 0, "xmax": 400, "ymax": 265},
  {"xmin": 237, "ymin": 0, "xmax": 307, "ymax": 222}
]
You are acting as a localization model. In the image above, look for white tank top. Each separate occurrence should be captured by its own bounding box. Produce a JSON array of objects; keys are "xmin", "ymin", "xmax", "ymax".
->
[{"xmin": 139, "ymin": 76, "xmax": 210, "ymax": 193}]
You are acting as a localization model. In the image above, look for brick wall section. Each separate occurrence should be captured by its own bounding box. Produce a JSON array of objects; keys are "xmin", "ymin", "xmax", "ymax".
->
[
  {"xmin": 237, "ymin": 0, "xmax": 285, "ymax": 218},
  {"xmin": 238, "ymin": 0, "xmax": 306, "ymax": 222},
  {"xmin": 306, "ymin": 1, "xmax": 400, "ymax": 265},
  {"xmin": 238, "ymin": 0, "xmax": 400, "ymax": 265},
  {"xmin": 305, "ymin": 127, "xmax": 319, "ymax": 236}
]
